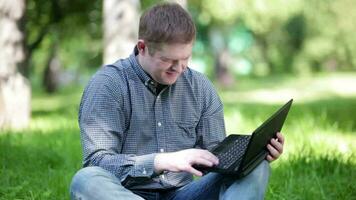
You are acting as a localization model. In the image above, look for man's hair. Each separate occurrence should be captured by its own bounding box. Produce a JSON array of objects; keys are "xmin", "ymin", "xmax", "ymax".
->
[{"xmin": 139, "ymin": 3, "xmax": 196, "ymax": 54}]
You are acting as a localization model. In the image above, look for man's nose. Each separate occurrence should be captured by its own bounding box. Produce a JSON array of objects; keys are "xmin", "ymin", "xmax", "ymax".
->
[{"xmin": 172, "ymin": 60, "xmax": 187, "ymax": 72}]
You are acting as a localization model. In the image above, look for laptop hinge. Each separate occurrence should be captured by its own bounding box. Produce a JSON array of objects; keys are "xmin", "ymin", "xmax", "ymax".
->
[{"xmin": 242, "ymin": 151, "xmax": 267, "ymax": 172}]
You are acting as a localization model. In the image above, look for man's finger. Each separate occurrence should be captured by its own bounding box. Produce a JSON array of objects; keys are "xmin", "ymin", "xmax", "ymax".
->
[
  {"xmin": 276, "ymin": 132, "xmax": 285, "ymax": 145},
  {"xmin": 267, "ymin": 144, "xmax": 280, "ymax": 158},
  {"xmin": 186, "ymin": 166, "xmax": 203, "ymax": 177},
  {"xmin": 193, "ymin": 158, "xmax": 215, "ymax": 167},
  {"xmin": 266, "ymin": 154, "xmax": 275, "ymax": 162},
  {"xmin": 270, "ymin": 138, "xmax": 283, "ymax": 153},
  {"xmin": 194, "ymin": 149, "xmax": 219, "ymax": 165},
  {"xmin": 201, "ymin": 153, "xmax": 219, "ymax": 165}
]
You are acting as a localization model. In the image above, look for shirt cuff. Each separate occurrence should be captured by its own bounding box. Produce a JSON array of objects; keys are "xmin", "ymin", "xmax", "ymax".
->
[{"xmin": 133, "ymin": 153, "xmax": 157, "ymax": 178}]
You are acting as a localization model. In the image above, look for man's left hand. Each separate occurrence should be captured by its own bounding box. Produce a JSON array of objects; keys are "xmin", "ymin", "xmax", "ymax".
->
[{"xmin": 266, "ymin": 132, "xmax": 284, "ymax": 162}]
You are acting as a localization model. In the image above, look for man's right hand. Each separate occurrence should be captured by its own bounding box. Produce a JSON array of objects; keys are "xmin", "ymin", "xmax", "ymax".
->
[{"xmin": 154, "ymin": 149, "xmax": 219, "ymax": 176}]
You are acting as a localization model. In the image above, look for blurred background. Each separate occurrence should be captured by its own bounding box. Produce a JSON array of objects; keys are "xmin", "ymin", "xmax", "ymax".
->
[{"xmin": 0, "ymin": 0, "xmax": 355, "ymax": 199}]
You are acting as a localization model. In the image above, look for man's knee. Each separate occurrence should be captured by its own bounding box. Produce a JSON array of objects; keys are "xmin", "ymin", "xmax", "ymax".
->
[
  {"xmin": 250, "ymin": 160, "xmax": 270, "ymax": 181},
  {"xmin": 70, "ymin": 166, "xmax": 120, "ymax": 199},
  {"xmin": 221, "ymin": 161, "xmax": 270, "ymax": 199},
  {"xmin": 70, "ymin": 167, "xmax": 144, "ymax": 200}
]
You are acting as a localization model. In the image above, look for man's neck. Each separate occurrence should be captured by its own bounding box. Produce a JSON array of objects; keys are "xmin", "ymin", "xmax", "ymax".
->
[{"xmin": 136, "ymin": 54, "xmax": 167, "ymax": 92}]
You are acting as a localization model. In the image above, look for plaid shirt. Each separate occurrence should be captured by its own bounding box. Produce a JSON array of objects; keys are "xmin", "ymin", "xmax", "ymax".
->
[{"xmin": 78, "ymin": 49, "xmax": 226, "ymax": 190}]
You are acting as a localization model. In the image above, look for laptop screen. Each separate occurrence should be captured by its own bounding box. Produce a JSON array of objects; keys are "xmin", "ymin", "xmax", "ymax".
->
[{"xmin": 241, "ymin": 99, "xmax": 293, "ymax": 167}]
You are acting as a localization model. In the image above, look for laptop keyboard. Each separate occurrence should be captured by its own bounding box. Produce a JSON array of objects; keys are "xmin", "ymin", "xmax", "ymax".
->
[{"xmin": 215, "ymin": 136, "xmax": 250, "ymax": 169}]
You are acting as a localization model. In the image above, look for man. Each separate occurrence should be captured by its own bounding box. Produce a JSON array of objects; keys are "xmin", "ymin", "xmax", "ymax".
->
[{"xmin": 70, "ymin": 3, "xmax": 284, "ymax": 200}]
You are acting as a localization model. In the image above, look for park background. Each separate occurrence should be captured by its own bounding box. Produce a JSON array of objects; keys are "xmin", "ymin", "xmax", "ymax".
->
[{"xmin": 0, "ymin": 0, "xmax": 355, "ymax": 199}]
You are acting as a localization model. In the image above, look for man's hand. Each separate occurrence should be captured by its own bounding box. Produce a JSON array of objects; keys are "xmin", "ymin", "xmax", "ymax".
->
[
  {"xmin": 266, "ymin": 132, "xmax": 285, "ymax": 162},
  {"xmin": 154, "ymin": 149, "xmax": 219, "ymax": 177}
]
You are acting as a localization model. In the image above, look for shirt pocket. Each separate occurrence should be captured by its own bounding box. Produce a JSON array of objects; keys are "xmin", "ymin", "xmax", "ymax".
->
[{"xmin": 174, "ymin": 121, "xmax": 197, "ymax": 149}]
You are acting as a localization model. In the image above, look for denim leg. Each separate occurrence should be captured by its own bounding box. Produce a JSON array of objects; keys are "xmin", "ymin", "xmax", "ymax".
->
[
  {"xmin": 69, "ymin": 166, "xmax": 144, "ymax": 200},
  {"xmin": 219, "ymin": 160, "xmax": 271, "ymax": 200},
  {"xmin": 163, "ymin": 172, "xmax": 226, "ymax": 200},
  {"xmin": 165, "ymin": 160, "xmax": 270, "ymax": 200}
]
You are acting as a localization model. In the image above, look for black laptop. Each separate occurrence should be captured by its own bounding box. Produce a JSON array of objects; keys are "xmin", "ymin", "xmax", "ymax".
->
[{"xmin": 195, "ymin": 99, "xmax": 293, "ymax": 178}]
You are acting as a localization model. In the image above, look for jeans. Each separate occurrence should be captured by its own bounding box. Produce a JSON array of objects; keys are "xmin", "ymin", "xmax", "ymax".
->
[{"xmin": 70, "ymin": 161, "xmax": 270, "ymax": 200}]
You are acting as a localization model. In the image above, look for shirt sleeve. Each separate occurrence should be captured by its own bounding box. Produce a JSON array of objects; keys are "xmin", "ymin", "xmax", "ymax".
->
[
  {"xmin": 78, "ymin": 70, "xmax": 157, "ymax": 183},
  {"xmin": 195, "ymin": 76, "xmax": 226, "ymax": 150}
]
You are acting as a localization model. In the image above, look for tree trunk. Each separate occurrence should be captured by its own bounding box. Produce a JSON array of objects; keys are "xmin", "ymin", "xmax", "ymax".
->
[
  {"xmin": 103, "ymin": 0, "xmax": 140, "ymax": 64},
  {"xmin": 0, "ymin": 0, "xmax": 31, "ymax": 130},
  {"xmin": 43, "ymin": 43, "xmax": 61, "ymax": 93},
  {"xmin": 209, "ymin": 27, "xmax": 234, "ymax": 87},
  {"xmin": 215, "ymin": 49, "xmax": 234, "ymax": 87}
]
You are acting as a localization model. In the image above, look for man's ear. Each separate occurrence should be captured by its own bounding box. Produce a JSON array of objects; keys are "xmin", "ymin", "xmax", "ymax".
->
[{"xmin": 137, "ymin": 40, "xmax": 146, "ymax": 54}]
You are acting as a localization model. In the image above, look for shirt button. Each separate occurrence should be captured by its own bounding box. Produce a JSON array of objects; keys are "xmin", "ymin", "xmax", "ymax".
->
[
  {"xmin": 160, "ymin": 148, "xmax": 164, "ymax": 152},
  {"xmin": 142, "ymin": 168, "xmax": 147, "ymax": 175},
  {"xmin": 157, "ymin": 122, "xmax": 162, "ymax": 127},
  {"xmin": 157, "ymin": 95, "xmax": 160, "ymax": 99}
]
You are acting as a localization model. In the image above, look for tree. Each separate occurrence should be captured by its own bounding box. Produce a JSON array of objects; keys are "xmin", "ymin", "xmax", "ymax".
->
[
  {"xmin": 189, "ymin": 0, "xmax": 239, "ymax": 86},
  {"xmin": 103, "ymin": 0, "xmax": 140, "ymax": 64},
  {"xmin": 102, "ymin": 0, "xmax": 187, "ymax": 64},
  {"xmin": 25, "ymin": 0, "xmax": 102, "ymax": 92},
  {"xmin": 0, "ymin": 0, "xmax": 31, "ymax": 129}
]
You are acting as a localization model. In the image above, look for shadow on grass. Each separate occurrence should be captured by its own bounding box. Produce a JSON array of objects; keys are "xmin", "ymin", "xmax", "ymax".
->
[
  {"xmin": 267, "ymin": 153, "xmax": 356, "ymax": 200},
  {"xmin": 31, "ymin": 106, "xmax": 78, "ymax": 118},
  {"xmin": 224, "ymin": 96, "xmax": 356, "ymax": 132},
  {"xmin": 31, "ymin": 88, "xmax": 82, "ymax": 118}
]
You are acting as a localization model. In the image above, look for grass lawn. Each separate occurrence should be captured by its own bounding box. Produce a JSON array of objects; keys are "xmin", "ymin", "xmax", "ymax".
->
[{"xmin": 1, "ymin": 73, "xmax": 356, "ymax": 199}]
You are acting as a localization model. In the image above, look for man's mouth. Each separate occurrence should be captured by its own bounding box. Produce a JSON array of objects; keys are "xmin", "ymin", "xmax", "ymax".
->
[{"xmin": 166, "ymin": 71, "xmax": 178, "ymax": 76}]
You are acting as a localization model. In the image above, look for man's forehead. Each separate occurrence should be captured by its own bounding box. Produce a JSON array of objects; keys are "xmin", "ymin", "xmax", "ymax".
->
[{"xmin": 156, "ymin": 43, "xmax": 193, "ymax": 59}]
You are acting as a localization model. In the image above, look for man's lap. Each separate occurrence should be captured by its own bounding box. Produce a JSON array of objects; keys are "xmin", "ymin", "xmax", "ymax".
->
[{"xmin": 70, "ymin": 161, "xmax": 270, "ymax": 200}]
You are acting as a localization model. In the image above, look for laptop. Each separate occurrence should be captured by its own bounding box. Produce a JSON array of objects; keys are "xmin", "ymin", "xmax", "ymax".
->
[{"xmin": 194, "ymin": 99, "xmax": 293, "ymax": 178}]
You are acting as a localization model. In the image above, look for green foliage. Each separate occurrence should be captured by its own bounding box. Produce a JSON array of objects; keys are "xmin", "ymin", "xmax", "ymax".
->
[
  {"xmin": 26, "ymin": 0, "xmax": 103, "ymax": 89},
  {"xmin": 25, "ymin": 0, "xmax": 356, "ymax": 89},
  {"xmin": 188, "ymin": 0, "xmax": 356, "ymax": 77}
]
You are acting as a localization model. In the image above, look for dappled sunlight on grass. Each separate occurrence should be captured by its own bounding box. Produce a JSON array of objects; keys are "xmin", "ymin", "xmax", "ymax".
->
[
  {"xmin": 29, "ymin": 86, "xmax": 82, "ymax": 133},
  {"xmin": 221, "ymin": 72, "xmax": 356, "ymax": 104},
  {"xmin": 29, "ymin": 116, "xmax": 78, "ymax": 132},
  {"xmin": 282, "ymin": 131, "xmax": 356, "ymax": 163},
  {"xmin": 31, "ymin": 86, "xmax": 82, "ymax": 114},
  {"xmin": 309, "ymin": 132, "xmax": 356, "ymax": 157}
]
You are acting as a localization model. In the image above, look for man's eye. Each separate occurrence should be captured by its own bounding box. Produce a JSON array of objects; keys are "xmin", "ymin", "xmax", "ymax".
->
[{"xmin": 161, "ymin": 58, "xmax": 172, "ymax": 63}]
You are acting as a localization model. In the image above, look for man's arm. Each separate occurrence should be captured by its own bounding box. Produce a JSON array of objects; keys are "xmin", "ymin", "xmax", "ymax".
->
[
  {"xmin": 195, "ymin": 74, "xmax": 226, "ymax": 150},
  {"xmin": 79, "ymin": 71, "xmax": 157, "ymax": 182},
  {"xmin": 154, "ymin": 149, "xmax": 219, "ymax": 177}
]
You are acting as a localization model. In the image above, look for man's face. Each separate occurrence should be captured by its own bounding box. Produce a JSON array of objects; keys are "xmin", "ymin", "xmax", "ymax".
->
[{"xmin": 138, "ymin": 42, "xmax": 193, "ymax": 85}]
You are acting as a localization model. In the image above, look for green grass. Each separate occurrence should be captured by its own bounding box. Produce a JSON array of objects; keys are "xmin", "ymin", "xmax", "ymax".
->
[
  {"xmin": 1, "ymin": 73, "xmax": 356, "ymax": 199},
  {"xmin": 222, "ymin": 73, "xmax": 356, "ymax": 200},
  {"xmin": 0, "ymin": 87, "xmax": 83, "ymax": 199}
]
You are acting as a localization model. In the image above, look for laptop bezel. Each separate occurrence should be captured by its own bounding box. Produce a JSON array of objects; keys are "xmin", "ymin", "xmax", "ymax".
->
[{"xmin": 237, "ymin": 99, "xmax": 293, "ymax": 176}]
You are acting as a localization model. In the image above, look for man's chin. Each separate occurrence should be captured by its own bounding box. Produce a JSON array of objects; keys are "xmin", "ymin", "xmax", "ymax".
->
[
  {"xmin": 162, "ymin": 80, "xmax": 176, "ymax": 85},
  {"xmin": 158, "ymin": 74, "xmax": 179, "ymax": 85},
  {"xmin": 160, "ymin": 78, "xmax": 177, "ymax": 85}
]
